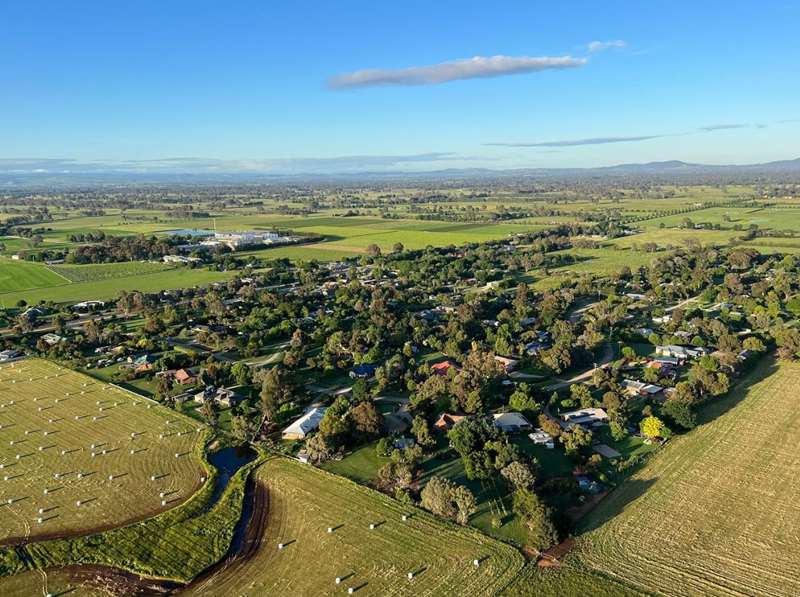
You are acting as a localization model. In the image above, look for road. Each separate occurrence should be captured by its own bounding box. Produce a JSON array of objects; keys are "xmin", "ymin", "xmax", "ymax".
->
[{"xmin": 542, "ymin": 342, "xmax": 616, "ymax": 391}]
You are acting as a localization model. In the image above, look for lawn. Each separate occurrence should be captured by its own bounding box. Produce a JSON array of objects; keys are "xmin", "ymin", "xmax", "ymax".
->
[
  {"xmin": 50, "ymin": 261, "xmax": 173, "ymax": 282},
  {"xmin": 0, "ymin": 359, "xmax": 206, "ymax": 544},
  {"xmin": 182, "ymin": 457, "xmax": 525, "ymax": 596},
  {"xmin": 0, "ymin": 266, "xmax": 237, "ymax": 305},
  {"xmin": 0, "ymin": 259, "xmax": 67, "ymax": 295},
  {"xmin": 569, "ymin": 357, "xmax": 800, "ymax": 596},
  {"xmin": 321, "ymin": 440, "xmax": 390, "ymax": 484}
]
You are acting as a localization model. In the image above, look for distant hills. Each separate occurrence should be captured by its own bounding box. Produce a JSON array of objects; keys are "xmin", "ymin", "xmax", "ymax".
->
[{"xmin": 2, "ymin": 157, "xmax": 799, "ymax": 188}]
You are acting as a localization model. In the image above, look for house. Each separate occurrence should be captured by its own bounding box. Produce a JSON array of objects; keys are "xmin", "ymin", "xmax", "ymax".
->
[
  {"xmin": 434, "ymin": 413, "xmax": 468, "ymax": 431},
  {"xmin": 350, "ymin": 363, "xmax": 377, "ymax": 379},
  {"xmin": 528, "ymin": 429, "xmax": 555, "ymax": 448},
  {"xmin": 560, "ymin": 407, "xmax": 609, "ymax": 429},
  {"xmin": 648, "ymin": 356, "xmax": 681, "ymax": 367},
  {"xmin": 194, "ymin": 386, "xmax": 241, "ymax": 407},
  {"xmin": 575, "ymin": 475, "xmax": 604, "ymax": 494},
  {"xmin": 393, "ymin": 437, "xmax": 416, "ymax": 450},
  {"xmin": 656, "ymin": 344, "xmax": 708, "ymax": 361},
  {"xmin": 73, "ymin": 300, "xmax": 105, "ymax": 311},
  {"xmin": 41, "ymin": 333, "xmax": 65, "ymax": 346},
  {"xmin": 173, "ymin": 392, "xmax": 193, "ymax": 404},
  {"xmin": 622, "ymin": 379, "xmax": 664, "ymax": 398},
  {"xmin": 282, "ymin": 407, "xmax": 328, "ymax": 440},
  {"xmin": 0, "ymin": 350, "xmax": 21, "ymax": 362},
  {"xmin": 430, "ymin": 360, "xmax": 455, "ymax": 376},
  {"xmin": 493, "ymin": 355, "xmax": 519, "ymax": 373},
  {"xmin": 174, "ymin": 369, "xmax": 197, "ymax": 385},
  {"xmin": 524, "ymin": 341, "xmax": 550, "ymax": 356},
  {"xmin": 592, "ymin": 444, "xmax": 622, "ymax": 459},
  {"xmin": 655, "ymin": 345, "xmax": 690, "ymax": 361},
  {"xmin": 215, "ymin": 388, "xmax": 241, "ymax": 408},
  {"xmin": 132, "ymin": 354, "xmax": 157, "ymax": 373},
  {"xmin": 493, "ymin": 412, "xmax": 532, "ymax": 433}
]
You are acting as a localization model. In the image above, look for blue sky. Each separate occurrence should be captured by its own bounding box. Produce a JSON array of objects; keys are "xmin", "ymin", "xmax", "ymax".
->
[{"xmin": 1, "ymin": 1, "xmax": 798, "ymax": 173}]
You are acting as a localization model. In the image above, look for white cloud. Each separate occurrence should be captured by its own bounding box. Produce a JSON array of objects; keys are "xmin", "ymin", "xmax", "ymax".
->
[
  {"xmin": 486, "ymin": 135, "xmax": 663, "ymax": 148},
  {"xmin": 327, "ymin": 55, "xmax": 586, "ymax": 89},
  {"xmin": 0, "ymin": 153, "xmax": 475, "ymax": 174},
  {"xmin": 587, "ymin": 40, "xmax": 626, "ymax": 53},
  {"xmin": 697, "ymin": 123, "xmax": 751, "ymax": 132}
]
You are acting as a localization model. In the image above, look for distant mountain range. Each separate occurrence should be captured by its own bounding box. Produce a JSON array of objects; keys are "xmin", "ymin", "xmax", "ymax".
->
[{"xmin": 2, "ymin": 157, "xmax": 799, "ymax": 188}]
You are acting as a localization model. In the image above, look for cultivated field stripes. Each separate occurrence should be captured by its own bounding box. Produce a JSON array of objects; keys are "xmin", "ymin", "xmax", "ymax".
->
[
  {"xmin": 0, "ymin": 359, "xmax": 206, "ymax": 544},
  {"xmin": 183, "ymin": 458, "xmax": 525, "ymax": 596},
  {"xmin": 574, "ymin": 359, "xmax": 800, "ymax": 597}
]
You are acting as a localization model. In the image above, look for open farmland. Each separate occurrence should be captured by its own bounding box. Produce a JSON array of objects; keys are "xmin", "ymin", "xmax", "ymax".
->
[
  {"xmin": 568, "ymin": 358, "xmax": 800, "ymax": 596},
  {"xmin": 0, "ymin": 259, "xmax": 68, "ymax": 295},
  {"xmin": 0, "ymin": 266, "xmax": 237, "ymax": 306},
  {"xmin": 0, "ymin": 358, "xmax": 206, "ymax": 544},
  {"xmin": 49, "ymin": 261, "xmax": 172, "ymax": 283},
  {"xmin": 184, "ymin": 457, "xmax": 525, "ymax": 597}
]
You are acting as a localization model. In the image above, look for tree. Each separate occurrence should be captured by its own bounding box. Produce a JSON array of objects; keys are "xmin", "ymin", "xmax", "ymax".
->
[
  {"xmin": 231, "ymin": 362, "xmax": 251, "ymax": 386},
  {"xmin": 448, "ymin": 417, "xmax": 508, "ymax": 480},
  {"xmin": 560, "ymin": 425, "xmax": 593, "ymax": 456},
  {"xmin": 512, "ymin": 488, "xmax": 558, "ymax": 551},
  {"xmin": 155, "ymin": 374, "xmax": 173, "ymax": 402},
  {"xmin": 537, "ymin": 414, "xmax": 562, "ymax": 438},
  {"xmin": 501, "ymin": 461, "xmax": 536, "ymax": 490},
  {"xmin": 305, "ymin": 433, "xmax": 336, "ymax": 463},
  {"xmin": 366, "ymin": 244, "xmax": 382, "ymax": 258},
  {"xmin": 509, "ymin": 383, "xmax": 539, "ymax": 416},
  {"xmin": 540, "ymin": 344, "xmax": 572, "ymax": 374},
  {"xmin": 662, "ymin": 398, "xmax": 696, "ymax": 430},
  {"xmin": 411, "ymin": 415, "xmax": 434, "ymax": 447},
  {"xmin": 640, "ymin": 415, "xmax": 670, "ymax": 440},
  {"xmin": 199, "ymin": 400, "xmax": 219, "ymax": 428},
  {"xmin": 420, "ymin": 476, "xmax": 476, "ymax": 525},
  {"xmin": 392, "ymin": 242, "xmax": 404, "ymax": 254},
  {"xmin": 570, "ymin": 384, "xmax": 594, "ymax": 408},
  {"xmin": 350, "ymin": 401, "xmax": 383, "ymax": 439},
  {"xmin": 452, "ymin": 485, "xmax": 477, "ymax": 525},
  {"xmin": 231, "ymin": 413, "xmax": 259, "ymax": 444},
  {"xmin": 374, "ymin": 461, "xmax": 413, "ymax": 495},
  {"xmin": 259, "ymin": 365, "xmax": 294, "ymax": 422},
  {"xmin": 742, "ymin": 336, "xmax": 766, "ymax": 352}
]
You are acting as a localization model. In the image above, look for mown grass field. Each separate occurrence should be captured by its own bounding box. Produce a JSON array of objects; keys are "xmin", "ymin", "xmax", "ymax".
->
[
  {"xmin": 569, "ymin": 357, "xmax": 800, "ymax": 596},
  {"xmin": 184, "ymin": 457, "xmax": 525, "ymax": 596},
  {"xmin": 502, "ymin": 563, "xmax": 638, "ymax": 596},
  {"xmin": 0, "ymin": 266, "xmax": 237, "ymax": 305},
  {"xmin": 50, "ymin": 261, "xmax": 172, "ymax": 282},
  {"xmin": 0, "ymin": 359, "xmax": 205, "ymax": 544},
  {"xmin": 0, "ymin": 259, "xmax": 67, "ymax": 294}
]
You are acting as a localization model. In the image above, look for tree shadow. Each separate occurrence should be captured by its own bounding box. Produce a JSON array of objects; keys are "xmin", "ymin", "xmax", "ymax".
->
[
  {"xmin": 695, "ymin": 357, "xmax": 778, "ymax": 426},
  {"xmin": 574, "ymin": 477, "xmax": 657, "ymax": 535}
]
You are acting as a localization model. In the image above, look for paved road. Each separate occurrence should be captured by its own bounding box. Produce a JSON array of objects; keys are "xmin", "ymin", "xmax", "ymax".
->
[{"xmin": 542, "ymin": 342, "xmax": 616, "ymax": 391}]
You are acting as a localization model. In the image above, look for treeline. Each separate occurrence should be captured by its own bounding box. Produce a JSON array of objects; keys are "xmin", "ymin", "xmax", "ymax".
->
[{"xmin": 66, "ymin": 235, "xmax": 200, "ymax": 264}]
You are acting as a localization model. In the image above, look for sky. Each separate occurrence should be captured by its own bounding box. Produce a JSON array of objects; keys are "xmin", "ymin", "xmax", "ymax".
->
[{"xmin": 1, "ymin": 1, "xmax": 799, "ymax": 174}]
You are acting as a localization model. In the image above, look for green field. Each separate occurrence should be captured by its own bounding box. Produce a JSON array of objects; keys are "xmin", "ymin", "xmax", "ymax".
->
[
  {"xmin": 50, "ymin": 261, "xmax": 173, "ymax": 283},
  {"xmin": 0, "ymin": 359, "xmax": 205, "ymax": 544},
  {"xmin": 184, "ymin": 457, "xmax": 525, "ymax": 596},
  {"xmin": 0, "ymin": 266, "xmax": 236, "ymax": 305},
  {"xmin": 568, "ymin": 357, "xmax": 800, "ymax": 596},
  {"xmin": 0, "ymin": 259, "xmax": 68, "ymax": 294}
]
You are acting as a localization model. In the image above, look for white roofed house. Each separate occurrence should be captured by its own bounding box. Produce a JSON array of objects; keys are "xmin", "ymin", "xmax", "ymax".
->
[
  {"xmin": 282, "ymin": 407, "xmax": 328, "ymax": 440},
  {"xmin": 560, "ymin": 407, "xmax": 609, "ymax": 429},
  {"xmin": 493, "ymin": 355, "xmax": 519, "ymax": 373},
  {"xmin": 493, "ymin": 412, "xmax": 532, "ymax": 433},
  {"xmin": 529, "ymin": 428, "xmax": 555, "ymax": 448},
  {"xmin": 622, "ymin": 379, "xmax": 664, "ymax": 398}
]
